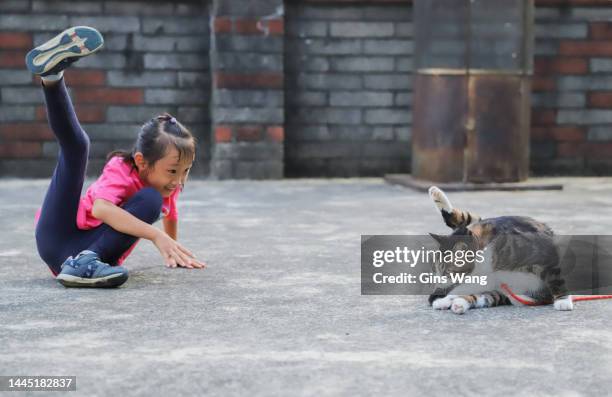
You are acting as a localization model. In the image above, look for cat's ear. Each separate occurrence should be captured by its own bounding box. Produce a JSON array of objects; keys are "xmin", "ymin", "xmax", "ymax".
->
[{"xmin": 429, "ymin": 233, "xmax": 445, "ymax": 245}]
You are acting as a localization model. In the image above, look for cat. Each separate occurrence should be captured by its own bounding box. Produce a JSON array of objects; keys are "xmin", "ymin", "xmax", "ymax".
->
[{"xmin": 427, "ymin": 186, "xmax": 573, "ymax": 314}]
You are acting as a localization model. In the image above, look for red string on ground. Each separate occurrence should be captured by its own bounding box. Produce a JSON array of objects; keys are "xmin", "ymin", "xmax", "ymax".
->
[{"xmin": 500, "ymin": 283, "xmax": 612, "ymax": 306}]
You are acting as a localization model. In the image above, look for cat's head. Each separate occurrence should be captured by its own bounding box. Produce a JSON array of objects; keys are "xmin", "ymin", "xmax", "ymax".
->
[{"xmin": 429, "ymin": 228, "xmax": 479, "ymax": 276}]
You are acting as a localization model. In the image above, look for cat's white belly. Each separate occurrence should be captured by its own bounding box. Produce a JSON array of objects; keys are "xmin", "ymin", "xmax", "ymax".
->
[
  {"xmin": 447, "ymin": 250, "xmax": 545, "ymax": 299},
  {"xmin": 439, "ymin": 270, "xmax": 545, "ymax": 307},
  {"xmin": 489, "ymin": 270, "xmax": 545, "ymax": 299}
]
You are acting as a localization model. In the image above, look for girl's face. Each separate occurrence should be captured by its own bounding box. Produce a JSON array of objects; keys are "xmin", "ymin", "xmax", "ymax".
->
[{"xmin": 135, "ymin": 147, "xmax": 194, "ymax": 197}]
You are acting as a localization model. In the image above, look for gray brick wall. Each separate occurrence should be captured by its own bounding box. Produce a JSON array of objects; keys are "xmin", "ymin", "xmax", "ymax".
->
[
  {"xmin": 208, "ymin": 0, "xmax": 285, "ymax": 180},
  {"xmin": 531, "ymin": 5, "xmax": 612, "ymax": 175},
  {"xmin": 4, "ymin": 1, "xmax": 612, "ymax": 178},
  {"xmin": 284, "ymin": 3, "xmax": 412, "ymax": 177},
  {"xmin": 0, "ymin": 0, "xmax": 211, "ymax": 177}
]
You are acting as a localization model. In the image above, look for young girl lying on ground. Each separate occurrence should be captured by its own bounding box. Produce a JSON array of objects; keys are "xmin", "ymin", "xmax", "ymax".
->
[{"xmin": 27, "ymin": 26, "xmax": 206, "ymax": 288}]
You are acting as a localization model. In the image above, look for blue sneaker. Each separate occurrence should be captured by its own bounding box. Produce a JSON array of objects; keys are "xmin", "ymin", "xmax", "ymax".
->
[
  {"xmin": 25, "ymin": 26, "xmax": 104, "ymax": 76},
  {"xmin": 56, "ymin": 250, "xmax": 128, "ymax": 288}
]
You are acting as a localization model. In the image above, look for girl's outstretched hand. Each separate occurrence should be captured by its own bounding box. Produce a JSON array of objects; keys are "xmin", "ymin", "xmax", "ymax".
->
[{"xmin": 152, "ymin": 231, "xmax": 206, "ymax": 269}]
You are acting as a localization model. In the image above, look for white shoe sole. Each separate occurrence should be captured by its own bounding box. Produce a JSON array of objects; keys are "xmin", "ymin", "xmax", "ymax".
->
[
  {"xmin": 56, "ymin": 272, "xmax": 128, "ymax": 288},
  {"xmin": 26, "ymin": 26, "xmax": 103, "ymax": 75}
]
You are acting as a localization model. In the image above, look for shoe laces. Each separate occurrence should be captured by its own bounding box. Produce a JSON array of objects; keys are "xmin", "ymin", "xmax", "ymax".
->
[{"xmin": 63, "ymin": 251, "xmax": 100, "ymax": 271}]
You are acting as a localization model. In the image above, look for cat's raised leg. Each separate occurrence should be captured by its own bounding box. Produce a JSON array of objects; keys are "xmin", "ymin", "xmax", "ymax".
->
[
  {"xmin": 428, "ymin": 186, "xmax": 481, "ymax": 230},
  {"xmin": 428, "ymin": 186, "xmax": 453, "ymax": 213}
]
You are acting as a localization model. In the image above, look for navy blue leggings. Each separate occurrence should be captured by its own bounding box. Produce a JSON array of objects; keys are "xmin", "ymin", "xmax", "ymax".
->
[{"xmin": 35, "ymin": 80, "xmax": 162, "ymax": 275}]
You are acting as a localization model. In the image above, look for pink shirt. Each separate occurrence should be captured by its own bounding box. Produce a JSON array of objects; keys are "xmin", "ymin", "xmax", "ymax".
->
[
  {"xmin": 36, "ymin": 156, "xmax": 180, "ymax": 266},
  {"xmin": 77, "ymin": 156, "xmax": 179, "ymax": 229}
]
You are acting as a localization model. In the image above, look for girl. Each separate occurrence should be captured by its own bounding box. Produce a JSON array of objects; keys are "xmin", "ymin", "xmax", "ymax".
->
[{"xmin": 27, "ymin": 26, "xmax": 206, "ymax": 288}]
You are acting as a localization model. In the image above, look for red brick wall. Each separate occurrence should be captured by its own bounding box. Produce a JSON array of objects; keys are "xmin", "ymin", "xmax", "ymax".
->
[
  {"xmin": 209, "ymin": 0, "xmax": 285, "ymax": 179},
  {"xmin": 0, "ymin": 1, "xmax": 210, "ymax": 177},
  {"xmin": 531, "ymin": 2, "xmax": 612, "ymax": 174},
  {"xmin": 4, "ymin": 0, "xmax": 612, "ymax": 177}
]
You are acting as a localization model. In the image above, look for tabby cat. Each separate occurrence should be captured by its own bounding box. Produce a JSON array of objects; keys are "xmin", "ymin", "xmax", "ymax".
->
[{"xmin": 427, "ymin": 186, "xmax": 573, "ymax": 314}]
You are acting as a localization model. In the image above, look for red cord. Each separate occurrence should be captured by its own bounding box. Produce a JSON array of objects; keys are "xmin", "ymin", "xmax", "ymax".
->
[
  {"xmin": 573, "ymin": 295, "xmax": 612, "ymax": 302},
  {"xmin": 500, "ymin": 284, "xmax": 546, "ymax": 306},
  {"xmin": 500, "ymin": 283, "xmax": 612, "ymax": 306}
]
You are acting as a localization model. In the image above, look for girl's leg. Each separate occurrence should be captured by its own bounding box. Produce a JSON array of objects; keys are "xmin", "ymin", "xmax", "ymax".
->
[
  {"xmin": 35, "ymin": 79, "xmax": 90, "ymax": 273},
  {"xmin": 81, "ymin": 187, "xmax": 163, "ymax": 265}
]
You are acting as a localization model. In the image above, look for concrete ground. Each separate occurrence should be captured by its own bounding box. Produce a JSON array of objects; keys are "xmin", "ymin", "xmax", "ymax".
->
[{"xmin": 1, "ymin": 177, "xmax": 612, "ymax": 396}]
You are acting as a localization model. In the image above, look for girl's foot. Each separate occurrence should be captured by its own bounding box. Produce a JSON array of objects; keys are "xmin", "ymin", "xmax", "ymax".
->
[
  {"xmin": 56, "ymin": 250, "xmax": 128, "ymax": 288},
  {"xmin": 25, "ymin": 26, "xmax": 103, "ymax": 76}
]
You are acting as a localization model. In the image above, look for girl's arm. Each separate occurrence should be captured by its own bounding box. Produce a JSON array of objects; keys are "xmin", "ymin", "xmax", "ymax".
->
[
  {"xmin": 92, "ymin": 198, "xmax": 204, "ymax": 268},
  {"xmin": 92, "ymin": 198, "xmax": 160, "ymax": 241},
  {"xmin": 163, "ymin": 217, "xmax": 177, "ymax": 240}
]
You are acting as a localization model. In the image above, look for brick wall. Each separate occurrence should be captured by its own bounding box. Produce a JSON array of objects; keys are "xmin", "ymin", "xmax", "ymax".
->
[
  {"xmin": 532, "ymin": 4, "xmax": 612, "ymax": 174},
  {"xmin": 209, "ymin": 0, "xmax": 285, "ymax": 179},
  {"xmin": 0, "ymin": 0, "xmax": 210, "ymax": 177},
  {"xmin": 285, "ymin": 3, "xmax": 412, "ymax": 177},
  {"xmin": 3, "ymin": 0, "xmax": 612, "ymax": 178},
  {"xmin": 285, "ymin": 0, "xmax": 612, "ymax": 177}
]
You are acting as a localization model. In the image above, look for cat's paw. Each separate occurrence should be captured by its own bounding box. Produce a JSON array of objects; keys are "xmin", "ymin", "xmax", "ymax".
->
[
  {"xmin": 432, "ymin": 296, "xmax": 453, "ymax": 310},
  {"xmin": 451, "ymin": 297, "xmax": 470, "ymax": 314},
  {"xmin": 428, "ymin": 290, "xmax": 447, "ymax": 306},
  {"xmin": 428, "ymin": 186, "xmax": 453, "ymax": 212},
  {"xmin": 554, "ymin": 296, "xmax": 574, "ymax": 311}
]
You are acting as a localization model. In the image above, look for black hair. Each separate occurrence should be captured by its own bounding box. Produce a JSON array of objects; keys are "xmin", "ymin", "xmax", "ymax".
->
[{"xmin": 106, "ymin": 113, "xmax": 197, "ymax": 171}]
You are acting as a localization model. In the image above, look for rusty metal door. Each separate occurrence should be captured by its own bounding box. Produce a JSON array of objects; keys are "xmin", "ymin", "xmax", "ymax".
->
[{"xmin": 412, "ymin": 0, "xmax": 533, "ymax": 183}]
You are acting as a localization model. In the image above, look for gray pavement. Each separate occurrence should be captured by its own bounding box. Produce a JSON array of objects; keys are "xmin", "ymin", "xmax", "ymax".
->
[{"xmin": 1, "ymin": 177, "xmax": 612, "ymax": 396}]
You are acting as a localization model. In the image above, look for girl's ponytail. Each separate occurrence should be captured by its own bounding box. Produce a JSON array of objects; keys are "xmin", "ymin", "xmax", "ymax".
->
[{"xmin": 105, "ymin": 112, "xmax": 196, "ymax": 170}]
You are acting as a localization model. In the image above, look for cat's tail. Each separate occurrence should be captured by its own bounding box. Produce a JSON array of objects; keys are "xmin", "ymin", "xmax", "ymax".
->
[{"xmin": 428, "ymin": 186, "xmax": 481, "ymax": 229}]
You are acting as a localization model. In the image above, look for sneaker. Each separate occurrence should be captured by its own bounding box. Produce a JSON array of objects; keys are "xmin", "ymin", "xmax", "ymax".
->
[
  {"xmin": 56, "ymin": 250, "xmax": 128, "ymax": 288},
  {"xmin": 25, "ymin": 26, "xmax": 104, "ymax": 76}
]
